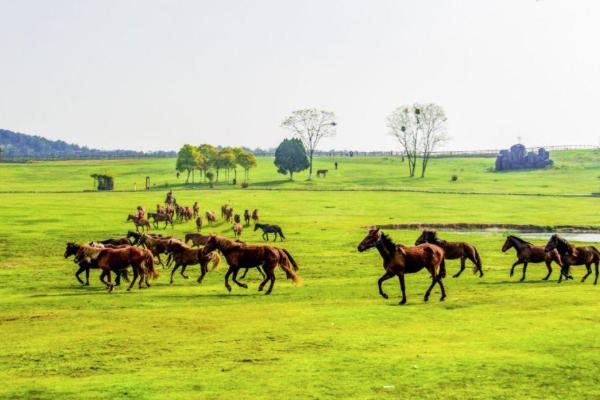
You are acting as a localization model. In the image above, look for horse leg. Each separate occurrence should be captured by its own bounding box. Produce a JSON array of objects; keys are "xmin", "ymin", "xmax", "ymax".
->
[
  {"xmin": 127, "ymin": 266, "xmax": 139, "ymax": 291},
  {"xmin": 263, "ymin": 232, "xmax": 268, "ymax": 241},
  {"xmin": 581, "ymin": 264, "xmax": 592, "ymax": 282},
  {"xmin": 543, "ymin": 261, "xmax": 552, "ymax": 280},
  {"xmin": 232, "ymin": 268, "xmax": 248, "ymax": 289},
  {"xmin": 257, "ymin": 266, "xmax": 266, "ymax": 279},
  {"xmin": 170, "ymin": 263, "xmax": 181, "ymax": 284},
  {"xmin": 85, "ymin": 267, "xmax": 90, "ymax": 285},
  {"xmin": 240, "ymin": 268, "xmax": 249, "ymax": 279},
  {"xmin": 453, "ymin": 257, "xmax": 466, "ymax": 278},
  {"xmin": 423, "ymin": 271, "xmax": 438, "ymax": 302},
  {"xmin": 264, "ymin": 264, "xmax": 277, "ymax": 295},
  {"xmin": 224, "ymin": 267, "xmax": 234, "ymax": 292},
  {"xmin": 115, "ymin": 271, "xmax": 121, "ymax": 286},
  {"xmin": 594, "ymin": 261, "xmax": 599, "ymax": 285},
  {"xmin": 258, "ymin": 263, "xmax": 271, "ymax": 292},
  {"xmin": 510, "ymin": 260, "xmax": 522, "ymax": 277},
  {"xmin": 197, "ymin": 262, "xmax": 208, "ymax": 284},
  {"xmin": 520, "ymin": 262, "xmax": 528, "ymax": 281},
  {"xmin": 75, "ymin": 266, "xmax": 85, "ymax": 285},
  {"xmin": 181, "ymin": 264, "xmax": 189, "ymax": 279},
  {"xmin": 398, "ymin": 273, "xmax": 407, "ymax": 305},
  {"xmin": 437, "ymin": 276, "xmax": 447, "ymax": 301},
  {"xmin": 378, "ymin": 270, "xmax": 395, "ymax": 300}
]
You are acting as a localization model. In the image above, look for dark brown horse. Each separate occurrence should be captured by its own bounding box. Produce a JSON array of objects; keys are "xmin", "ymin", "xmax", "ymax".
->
[
  {"xmin": 244, "ymin": 209, "xmax": 251, "ymax": 226},
  {"xmin": 502, "ymin": 235, "xmax": 564, "ymax": 281},
  {"xmin": 193, "ymin": 202, "xmax": 200, "ymax": 218},
  {"xmin": 195, "ymin": 216, "xmax": 203, "ymax": 232},
  {"xmin": 415, "ymin": 230, "xmax": 483, "ymax": 278},
  {"xmin": 75, "ymin": 244, "xmax": 158, "ymax": 292},
  {"xmin": 358, "ymin": 228, "xmax": 446, "ymax": 305},
  {"xmin": 148, "ymin": 212, "xmax": 174, "ymax": 229},
  {"xmin": 201, "ymin": 235, "xmax": 300, "ymax": 294},
  {"xmin": 139, "ymin": 234, "xmax": 172, "ymax": 267},
  {"xmin": 545, "ymin": 234, "xmax": 600, "ymax": 284},
  {"xmin": 185, "ymin": 233, "xmax": 211, "ymax": 247},
  {"xmin": 127, "ymin": 214, "xmax": 151, "ymax": 232},
  {"xmin": 64, "ymin": 242, "xmax": 128, "ymax": 285},
  {"xmin": 251, "ymin": 209, "xmax": 260, "ymax": 224},
  {"xmin": 165, "ymin": 240, "xmax": 220, "ymax": 284}
]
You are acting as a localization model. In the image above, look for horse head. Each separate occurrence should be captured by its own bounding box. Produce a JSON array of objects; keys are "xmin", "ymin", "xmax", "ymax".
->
[
  {"xmin": 501, "ymin": 236, "xmax": 514, "ymax": 252},
  {"xmin": 64, "ymin": 242, "xmax": 79, "ymax": 258},
  {"xmin": 201, "ymin": 235, "xmax": 219, "ymax": 255},
  {"xmin": 544, "ymin": 234, "xmax": 560, "ymax": 252},
  {"xmin": 357, "ymin": 228, "xmax": 381, "ymax": 252},
  {"xmin": 415, "ymin": 230, "xmax": 437, "ymax": 245}
]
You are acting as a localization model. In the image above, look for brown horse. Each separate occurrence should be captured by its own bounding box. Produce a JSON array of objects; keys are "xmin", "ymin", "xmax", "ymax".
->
[
  {"xmin": 193, "ymin": 202, "xmax": 200, "ymax": 218},
  {"xmin": 201, "ymin": 235, "xmax": 300, "ymax": 294},
  {"xmin": 127, "ymin": 214, "xmax": 151, "ymax": 232},
  {"xmin": 139, "ymin": 234, "xmax": 172, "ymax": 267},
  {"xmin": 64, "ymin": 242, "xmax": 129, "ymax": 285},
  {"xmin": 165, "ymin": 240, "xmax": 221, "ymax": 284},
  {"xmin": 206, "ymin": 211, "xmax": 216, "ymax": 226},
  {"xmin": 148, "ymin": 212, "xmax": 174, "ymax": 229},
  {"xmin": 244, "ymin": 209, "xmax": 251, "ymax": 226},
  {"xmin": 185, "ymin": 233, "xmax": 211, "ymax": 247},
  {"xmin": 251, "ymin": 209, "xmax": 260, "ymax": 224},
  {"xmin": 502, "ymin": 235, "xmax": 564, "ymax": 281},
  {"xmin": 415, "ymin": 230, "xmax": 483, "ymax": 278},
  {"xmin": 195, "ymin": 216, "xmax": 203, "ymax": 232},
  {"xmin": 358, "ymin": 228, "xmax": 446, "ymax": 305},
  {"xmin": 75, "ymin": 244, "xmax": 158, "ymax": 292},
  {"xmin": 545, "ymin": 234, "xmax": 600, "ymax": 284},
  {"xmin": 223, "ymin": 207, "xmax": 234, "ymax": 223},
  {"xmin": 233, "ymin": 222, "xmax": 243, "ymax": 238}
]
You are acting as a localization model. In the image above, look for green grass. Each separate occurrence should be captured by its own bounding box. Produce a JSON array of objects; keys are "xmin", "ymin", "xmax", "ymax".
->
[
  {"xmin": 1, "ymin": 156, "xmax": 600, "ymax": 399},
  {"xmin": 1, "ymin": 149, "xmax": 599, "ymax": 195}
]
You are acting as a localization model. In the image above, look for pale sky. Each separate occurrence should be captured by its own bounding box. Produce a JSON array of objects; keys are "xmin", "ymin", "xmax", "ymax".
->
[{"xmin": 1, "ymin": 0, "xmax": 599, "ymax": 152}]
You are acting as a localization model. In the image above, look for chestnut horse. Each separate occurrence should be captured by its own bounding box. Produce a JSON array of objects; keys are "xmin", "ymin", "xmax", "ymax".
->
[
  {"xmin": 206, "ymin": 211, "xmax": 216, "ymax": 226},
  {"xmin": 233, "ymin": 222, "xmax": 243, "ymax": 238},
  {"xmin": 64, "ymin": 242, "xmax": 128, "ymax": 286},
  {"xmin": 545, "ymin": 234, "xmax": 600, "ymax": 284},
  {"xmin": 127, "ymin": 214, "xmax": 151, "ymax": 232},
  {"xmin": 251, "ymin": 209, "xmax": 260, "ymax": 224},
  {"xmin": 201, "ymin": 235, "xmax": 300, "ymax": 294},
  {"xmin": 165, "ymin": 240, "xmax": 221, "ymax": 284},
  {"xmin": 358, "ymin": 228, "xmax": 446, "ymax": 305},
  {"xmin": 502, "ymin": 235, "xmax": 564, "ymax": 281},
  {"xmin": 75, "ymin": 244, "xmax": 158, "ymax": 292},
  {"xmin": 415, "ymin": 230, "xmax": 483, "ymax": 278}
]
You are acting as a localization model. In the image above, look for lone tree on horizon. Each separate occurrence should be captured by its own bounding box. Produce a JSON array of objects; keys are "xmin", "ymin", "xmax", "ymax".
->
[
  {"xmin": 274, "ymin": 138, "xmax": 309, "ymax": 180},
  {"xmin": 282, "ymin": 109, "xmax": 337, "ymax": 180},
  {"xmin": 387, "ymin": 103, "xmax": 448, "ymax": 177}
]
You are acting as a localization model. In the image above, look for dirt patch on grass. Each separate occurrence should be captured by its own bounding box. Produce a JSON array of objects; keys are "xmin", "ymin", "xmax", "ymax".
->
[{"xmin": 372, "ymin": 223, "xmax": 600, "ymax": 233}]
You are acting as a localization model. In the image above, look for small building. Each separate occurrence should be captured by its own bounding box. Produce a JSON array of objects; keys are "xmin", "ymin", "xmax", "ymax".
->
[{"xmin": 91, "ymin": 174, "xmax": 114, "ymax": 191}]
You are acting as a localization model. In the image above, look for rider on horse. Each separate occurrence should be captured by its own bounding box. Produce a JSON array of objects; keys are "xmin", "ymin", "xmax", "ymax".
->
[
  {"xmin": 165, "ymin": 190, "xmax": 174, "ymax": 205},
  {"xmin": 135, "ymin": 206, "xmax": 145, "ymax": 223}
]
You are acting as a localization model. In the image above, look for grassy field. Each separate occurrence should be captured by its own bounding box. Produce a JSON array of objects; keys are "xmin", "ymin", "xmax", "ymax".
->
[
  {"xmin": 1, "ymin": 155, "xmax": 600, "ymax": 399},
  {"xmin": 1, "ymin": 149, "xmax": 599, "ymax": 195}
]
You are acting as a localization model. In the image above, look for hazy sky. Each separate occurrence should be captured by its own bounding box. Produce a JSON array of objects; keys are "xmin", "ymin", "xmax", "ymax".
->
[{"xmin": 1, "ymin": 0, "xmax": 599, "ymax": 151}]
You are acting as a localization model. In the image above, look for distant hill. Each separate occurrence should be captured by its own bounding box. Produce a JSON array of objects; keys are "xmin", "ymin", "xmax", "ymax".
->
[{"xmin": 0, "ymin": 129, "xmax": 176, "ymax": 159}]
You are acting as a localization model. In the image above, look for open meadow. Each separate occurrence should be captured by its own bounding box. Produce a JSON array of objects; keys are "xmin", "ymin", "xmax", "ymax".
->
[{"xmin": 1, "ymin": 153, "xmax": 600, "ymax": 399}]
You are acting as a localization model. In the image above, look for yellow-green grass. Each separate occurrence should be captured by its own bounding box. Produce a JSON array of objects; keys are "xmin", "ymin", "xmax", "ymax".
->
[
  {"xmin": 1, "ymin": 149, "xmax": 599, "ymax": 195},
  {"xmin": 1, "ymin": 185, "xmax": 600, "ymax": 399}
]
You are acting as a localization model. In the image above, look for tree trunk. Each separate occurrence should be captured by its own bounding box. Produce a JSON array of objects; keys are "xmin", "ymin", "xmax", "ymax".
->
[
  {"xmin": 289, "ymin": 171, "xmax": 293, "ymax": 181},
  {"xmin": 308, "ymin": 150, "xmax": 314, "ymax": 180},
  {"xmin": 185, "ymin": 170, "xmax": 190, "ymax": 184}
]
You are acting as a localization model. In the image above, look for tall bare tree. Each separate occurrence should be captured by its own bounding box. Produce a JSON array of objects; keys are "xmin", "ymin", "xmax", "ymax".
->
[
  {"xmin": 387, "ymin": 103, "xmax": 448, "ymax": 177},
  {"xmin": 282, "ymin": 109, "xmax": 337, "ymax": 180}
]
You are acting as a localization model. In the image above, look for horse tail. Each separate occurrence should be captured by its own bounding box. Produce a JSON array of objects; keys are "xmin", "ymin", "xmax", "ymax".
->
[
  {"xmin": 278, "ymin": 227, "xmax": 286, "ymax": 240},
  {"xmin": 278, "ymin": 250, "xmax": 301, "ymax": 286},
  {"xmin": 210, "ymin": 252, "xmax": 221, "ymax": 270},
  {"xmin": 470, "ymin": 245, "xmax": 483, "ymax": 274},
  {"xmin": 142, "ymin": 251, "xmax": 159, "ymax": 280},
  {"xmin": 439, "ymin": 258, "xmax": 446, "ymax": 279},
  {"xmin": 282, "ymin": 249, "xmax": 299, "ymax": 271}
]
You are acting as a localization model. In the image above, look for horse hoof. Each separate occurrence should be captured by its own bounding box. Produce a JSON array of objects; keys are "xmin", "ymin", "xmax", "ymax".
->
[
  {"xmin": 423, "ymin": 297, "xmax": 429, "ymax": 302},
  {"xmin": 399, "ymin": 299, "xmax": 406, "ymax": 305},
  {"xmin": 241, "ymin": 284, "xmax": 248, "ymax": 289},
  {"xmin": 381, "ymin": 293, "xmax": 388, "ymax": 299},
  {"xmin": 85, "ymin": 283, "xmax": 90, "ymax": 286},
  {"xmin": 452, "ymin": 274, "xmax": 459, "ymax": 278},
  {"xmin": 479, "ymin": 274, "xmax": 484, "ymax": 278},
  {"xmin": 226, "ymin": 286, "xmax": 232, "ymax": 292},
  {"xmin": 440, "ymin": 297, "xmax": 446, "ymax": 302}
]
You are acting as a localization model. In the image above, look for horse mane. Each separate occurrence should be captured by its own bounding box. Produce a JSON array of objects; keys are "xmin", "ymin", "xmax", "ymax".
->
[
  {"xmin": 379, "ymin": 233, "xmax": 397, "ymax": 255},
  {"xmin": 507, "ymin": 235, "xmax": 533, "ymax": 246}
]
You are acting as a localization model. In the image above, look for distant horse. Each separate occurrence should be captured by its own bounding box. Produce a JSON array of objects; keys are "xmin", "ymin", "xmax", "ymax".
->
[
  {"xmin": 358, "ymin": 228, "xmax": 446, "ymax": 304},
  {"xmin": 545, "ymin": 234, "xmax": 600, "ymax": 284},
  {"xmin": 195, "ymin": 216, "xmax": 203, "ymax": 232},
  {"xmin": 221, "ymin": 204, "xmax": 229, "ymax": 219},
  {"xmin": 252, "ymin": 209, "xmax": 260, "ymax": 224},
  {"xmin": 254, "ymin": 223, "xmax": 285, "ymax": 241},
  {"xmin": 316, "ymin": 169, "xmax": 328, "ymax": 177},
  {"xmin": 206, "ymin": 211, "xmax": 216, "ymax": 226},
  {"xmin": 233, "ymin": 222, "xmax": 243, "ymax": 239},
  {"xmin": 126, "ymin": 214, "xmax": 151, "ymax": 232},
  {"xmin": 193, "ymin": 202, "xmax": 200, "ymax": 218},
  {"xmin": 147, "ymin": 212, "xmax": 174, "ymax": 229},
  {"xmin": 244, "ymin": 210, "xmax": 251, "ymax": 226},
  {"xmin": 64, "ymin": 242, "xmax": 129, "ymax": 286},
  {"xmin": 502, "ymin": 235, "xmax": 564, "ymax": 281},
  {"xmin": 415, "ymin": 230, "xmax": 483, "ymax": 278},
  {"xmin": 201, "ymin": 235, "xmax": 300, "ymax": 294},
  {"xmin": 223, "ymin": 207, "xmax": 234, "ymax": 223},
  {"xmin": 185, "ymin": 233, "xmax": 211, "ymax": 248}
]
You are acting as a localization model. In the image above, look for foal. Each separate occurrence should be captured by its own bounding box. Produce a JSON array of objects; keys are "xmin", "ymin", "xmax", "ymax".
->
[{"xmin": 358, "ymin": 228, "xmax": 446, "ymax": 305}]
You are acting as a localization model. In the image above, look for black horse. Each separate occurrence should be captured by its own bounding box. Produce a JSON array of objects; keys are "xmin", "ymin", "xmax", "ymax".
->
[
  {"xmin": 254, "ymin": 223, "xmax": 286, "ymax": 241},
  {"xmin": 64, "ymin": 242, "xmax": 129, "ymax": 286}
]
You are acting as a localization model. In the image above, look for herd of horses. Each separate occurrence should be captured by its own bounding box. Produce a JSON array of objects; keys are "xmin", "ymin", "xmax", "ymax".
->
[
  {"xmin": 358, "ymin": 228, "xmax": 599, "ymax": 304},
  {"xmin": 65, "ymin": 194, "xmax": 599, "ymax": 304}
]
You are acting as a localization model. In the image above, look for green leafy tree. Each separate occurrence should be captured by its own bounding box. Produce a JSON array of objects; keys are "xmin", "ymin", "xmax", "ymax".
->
[
  {"xmin": 237, "ymin": 150, "xmax": 257, "ymax": 184},
  {"xmin": 214, "ymin": 148, "xmax": 236, "ymax": 183},
  {"xmin": 197, "ymin": 144, "xmax": 218, "ymax": 182},
  {"xmin": 176, "ymin": 144, "xmax": 202, "ymax": 183},
  {"xmin": 274, "ymin": 138, "xmax": 309, "ymax": 180}
]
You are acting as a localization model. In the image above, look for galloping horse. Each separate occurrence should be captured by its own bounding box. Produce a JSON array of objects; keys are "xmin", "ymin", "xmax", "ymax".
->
[
  {"xmin": 201, "ymin": 235, "xmax": 300, "ymax": 294},
  {"xmin": 148, "ymin": 212, "xmax": 174, "ymax": 229},
  {"xmin": 502, "ymin": 235, "xmax": 563, "ymax": 281},
  {"xmin": 64, "ymin": 242, "xmax": 129, "ymax": 285},
  {"xmin": 127, "ymin": 214, "xmax": 151, "ymax": 232},
  {"xmin": 545, "ymin": 234, "xmax": 600, "ymax": 284},
  {"xmin": 74, "ymin": 244, "xmax": 158, "ymax": 292},
  {"xmin": 358, "ymin": 228, "xmax": 446, "ymax": 305},
  {"xmin": 415, "ymin": 230, "xmax": 483, "ymax": 278},
  {"xmin": 165, "ymin": 240, "xmax": 221, "ymax": 284},
  {"xmin": 254, "ymin": 223, "xmax": 285, "ymax": 241}
]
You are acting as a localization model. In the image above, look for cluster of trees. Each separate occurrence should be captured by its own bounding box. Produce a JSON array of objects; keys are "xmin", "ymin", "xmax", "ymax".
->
[
  {"xmin": 176, "ymin": 144, "xmax": 257, "ymax": 186},
  {"xmin": 386, "ymin": 103, "xmax": 448, "ymax": 177},
  {"xmin": 0, "ymin": 129, "xmax": 175, "ymax": 159}
]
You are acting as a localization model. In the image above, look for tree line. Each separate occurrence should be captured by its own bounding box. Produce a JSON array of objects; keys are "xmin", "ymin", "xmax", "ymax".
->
[{"xmin": 176, "ymin": 144, "xmax": 257, "ymax": 186}]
